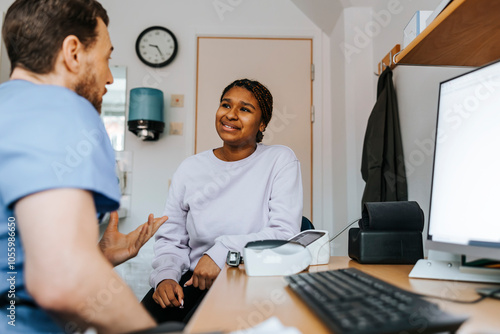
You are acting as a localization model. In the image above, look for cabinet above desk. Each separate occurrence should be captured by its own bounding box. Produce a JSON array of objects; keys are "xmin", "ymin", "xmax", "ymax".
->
[{"xmin": 395, "ymin": 0, "xmax": 500, "ymax": 67}]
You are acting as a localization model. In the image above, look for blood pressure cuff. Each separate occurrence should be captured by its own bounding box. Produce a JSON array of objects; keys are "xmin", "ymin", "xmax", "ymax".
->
[{"xmin": 359, "ymin": 201, "xmax": 424, "ymax": 232}]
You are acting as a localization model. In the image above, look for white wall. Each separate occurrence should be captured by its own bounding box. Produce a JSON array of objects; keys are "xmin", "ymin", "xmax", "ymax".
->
[
  {"xmin": 328, "ymin": 12, "xmax": 348, "ymax": 254},
  {"xmin": 328, "ymin": 7, "xmax": 376, "ymax": 255},
  {"xmin": 393, "ymin": 66, "xmax": 470, "ymax": 228}
]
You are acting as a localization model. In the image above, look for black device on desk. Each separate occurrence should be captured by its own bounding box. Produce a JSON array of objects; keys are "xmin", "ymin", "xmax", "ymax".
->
[
  {"xmin": 285, "ymin": 268, "xmax": 467, "ymax": 334},
  {"xmin": 348, "ymin": 201, "xmax": 424, "ymax": 264}
]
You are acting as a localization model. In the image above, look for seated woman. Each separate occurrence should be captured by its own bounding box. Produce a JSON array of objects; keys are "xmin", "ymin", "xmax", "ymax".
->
[{"xmin": 141, "ymin": 78, "xmax": 303, "ymax": 323}]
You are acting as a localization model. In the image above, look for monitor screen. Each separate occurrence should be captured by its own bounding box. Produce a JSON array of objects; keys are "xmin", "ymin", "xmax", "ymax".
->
[{"xmin": 427, "ymin": 60, "xmax": 500, "ymax": 262}]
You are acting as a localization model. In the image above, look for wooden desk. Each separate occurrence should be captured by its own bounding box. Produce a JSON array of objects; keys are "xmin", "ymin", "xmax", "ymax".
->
[{"xmin": 184, "ymin": 256, "xmax": 500, "ymax": 333}]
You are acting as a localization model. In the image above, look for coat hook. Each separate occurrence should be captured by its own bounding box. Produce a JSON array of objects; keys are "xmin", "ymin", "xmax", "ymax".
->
[
  {"xmin": 392, "ymin": 50, "xmax": 402, "ymax": 65},
  {"xmin": 375, "ymin": 61, "xmax": 387, "ymax": 76}
]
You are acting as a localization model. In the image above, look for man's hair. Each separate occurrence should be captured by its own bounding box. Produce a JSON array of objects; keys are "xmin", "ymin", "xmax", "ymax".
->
[
  {"xmin": 2, "ymin": 0, "xmax": 109, "ymax": 74},
  {"xmin": 220, "ymin": 79, "xmax": 273, "ymax": 143}
]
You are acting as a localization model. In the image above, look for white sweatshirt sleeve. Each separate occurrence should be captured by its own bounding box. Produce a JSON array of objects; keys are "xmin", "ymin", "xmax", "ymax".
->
[
  {"xmin": 204, "ymin": 160, "xmax": 303, "ymax": 268},
  {"xmin": 149, "ymin": 172, "xmax": 191, "ymax": 288}
]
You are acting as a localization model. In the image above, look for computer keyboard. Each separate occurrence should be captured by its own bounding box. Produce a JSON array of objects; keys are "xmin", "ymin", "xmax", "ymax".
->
[{"xmin": 285, "ymin": 268, "xmax": 467, "ymax": 334}]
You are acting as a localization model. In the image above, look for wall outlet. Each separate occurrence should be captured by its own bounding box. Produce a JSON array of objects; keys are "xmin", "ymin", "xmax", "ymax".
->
[
  {"xmin": 169, "ymin": 122, "xmax": 184, "ymax": 135},
  {"xmin": 171, "ymin": 94, "xmax": 184, "ymax": 108}
]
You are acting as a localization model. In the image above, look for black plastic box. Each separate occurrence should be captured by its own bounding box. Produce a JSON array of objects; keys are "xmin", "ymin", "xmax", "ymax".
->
[{"xmin": 348, "ymin": 228, "xmax": 423, "ymax": 264}]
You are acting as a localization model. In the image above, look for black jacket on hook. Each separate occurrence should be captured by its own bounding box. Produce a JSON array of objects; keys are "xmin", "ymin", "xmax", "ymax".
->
[{"xmin": 361, "ymin": 67, "xmax": 408, "ymax": 207}]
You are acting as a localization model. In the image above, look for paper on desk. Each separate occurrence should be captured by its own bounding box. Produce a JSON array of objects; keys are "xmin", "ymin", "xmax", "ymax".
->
[{"xmin": 230, "ymin": 316, "xmax": 302, "ymax": 334}]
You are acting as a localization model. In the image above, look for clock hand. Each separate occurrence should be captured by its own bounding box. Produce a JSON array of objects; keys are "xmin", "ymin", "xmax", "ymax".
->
[{"xmin": 149, "ymin": 44, "xmax": 163, "ymax": 56}]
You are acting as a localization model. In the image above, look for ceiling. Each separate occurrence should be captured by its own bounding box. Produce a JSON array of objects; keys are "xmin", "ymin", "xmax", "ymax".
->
[{"xmin": 290, "ymin": 0, "xmax": 387, "ymax": 35}]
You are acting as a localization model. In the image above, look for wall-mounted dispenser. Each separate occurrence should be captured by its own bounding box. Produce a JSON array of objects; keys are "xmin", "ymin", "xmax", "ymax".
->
[{"xmin": 128, "ymin": 87, "xmax": 165, "ymax": 141}]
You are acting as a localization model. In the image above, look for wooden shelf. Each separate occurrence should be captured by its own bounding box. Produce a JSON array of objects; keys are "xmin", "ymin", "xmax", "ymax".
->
[{"xmin": 395, "ymin": 0, "xmax": 500, "ymax": 67}]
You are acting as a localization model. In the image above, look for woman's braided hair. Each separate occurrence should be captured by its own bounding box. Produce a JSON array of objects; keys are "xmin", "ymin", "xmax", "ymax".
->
[{"xmin": 220, "ymin": 79, "xmax": 273, "ymax": 143}]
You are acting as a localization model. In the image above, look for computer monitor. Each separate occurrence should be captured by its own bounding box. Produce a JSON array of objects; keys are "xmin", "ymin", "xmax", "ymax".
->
[{"xmin": 409, "ymin": 60, "xmax": 500, "ymax": 283}]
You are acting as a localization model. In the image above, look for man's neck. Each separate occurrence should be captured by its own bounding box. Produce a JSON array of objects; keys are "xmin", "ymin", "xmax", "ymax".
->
[{"xmin": 10, "ymin": 67, "xmax": 69, "ymax": 88}]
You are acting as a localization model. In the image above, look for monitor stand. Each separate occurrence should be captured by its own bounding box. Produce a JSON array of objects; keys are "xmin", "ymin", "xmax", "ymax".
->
[{"xmin": 409, "ymin": 251, "xmax": 500, "ymax": 283}]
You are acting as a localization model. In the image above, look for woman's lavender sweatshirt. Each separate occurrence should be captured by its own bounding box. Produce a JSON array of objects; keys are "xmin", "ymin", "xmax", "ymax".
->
[{"xmin": 149, "ymin": 144, "xmax": 303, "ymax": 288}]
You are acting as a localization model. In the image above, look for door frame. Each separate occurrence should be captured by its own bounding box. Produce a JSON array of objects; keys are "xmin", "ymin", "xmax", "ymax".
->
[{"xmin": 186, "ymin": 26, "xmax": 332, "ymax": 230}]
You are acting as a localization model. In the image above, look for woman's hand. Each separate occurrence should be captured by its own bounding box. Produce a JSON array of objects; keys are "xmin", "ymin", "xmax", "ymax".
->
[
  {"xmin": 99, "ymin": 211, "xmax": 167, "ymax": 266},
  {"xmin": 153, "ymin": 279, "xmax": 184, "ymax": 308},
  {"xmin": 184, "ymin": 255, "xmax": 221, "ymax": 290}
]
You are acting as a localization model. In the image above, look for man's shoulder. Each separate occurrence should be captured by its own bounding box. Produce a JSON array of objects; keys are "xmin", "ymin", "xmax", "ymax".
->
[
  {"xmin": 1, "ymin": 80, "xmax": 101, "ymax": 132},
  {"xmin": 1, "ymin": 79, "xmax": 78, "ymax": 98},
  {"xmin": 1, "ymin": 80, "xmax": 95, "ymax": 115},
  {"xmin": 0, "ymin": 80, "xmax": 118, "ymax": 212}
]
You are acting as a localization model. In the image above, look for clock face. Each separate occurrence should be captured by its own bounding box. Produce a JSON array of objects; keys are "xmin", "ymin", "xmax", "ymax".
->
[{"xmin": 136, "ymin": 26, "xmax": 178, "ymax": 68}]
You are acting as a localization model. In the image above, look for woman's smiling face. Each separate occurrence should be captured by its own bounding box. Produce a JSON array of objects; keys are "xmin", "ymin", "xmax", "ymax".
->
[{"xmin": 215, "ymin": 86, "xmax": 265, "ymax": 149}]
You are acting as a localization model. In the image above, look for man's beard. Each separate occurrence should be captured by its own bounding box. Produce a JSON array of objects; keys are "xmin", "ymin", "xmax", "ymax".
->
[{"xmin": 74, "ymin": 72, "xmax": 103, "ymax": 114}]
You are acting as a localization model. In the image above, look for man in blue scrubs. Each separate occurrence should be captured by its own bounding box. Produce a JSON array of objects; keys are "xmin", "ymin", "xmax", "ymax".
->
[{"xmin": 0, "ymin": 0, "xmax": 167, "ymax": 333}]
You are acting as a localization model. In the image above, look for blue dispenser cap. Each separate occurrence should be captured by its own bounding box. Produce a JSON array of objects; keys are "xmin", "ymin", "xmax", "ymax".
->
[{"xmin": 128, "ymin": 88, "xmax": 164, "ymax": 122}]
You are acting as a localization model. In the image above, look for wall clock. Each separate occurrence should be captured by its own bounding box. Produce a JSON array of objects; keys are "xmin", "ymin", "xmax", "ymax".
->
[{"xmin": 135, "ymin": 26, "xmax": 178, "ymax": 68}]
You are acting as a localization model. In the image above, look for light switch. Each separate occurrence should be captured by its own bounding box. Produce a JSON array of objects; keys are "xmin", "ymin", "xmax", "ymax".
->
[
  {"xmin": 169, "ymin": 122, "xmax": 183, "ymax": 135},
  {"xmin": 171, "ymin": 94, "xmax": 184, "ymax": 107}
]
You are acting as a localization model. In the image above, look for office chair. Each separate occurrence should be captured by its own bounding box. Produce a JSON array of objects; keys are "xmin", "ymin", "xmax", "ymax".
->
[{"xmin": 301, "ymin": 216, "xmax": 314, "ymax": 231}]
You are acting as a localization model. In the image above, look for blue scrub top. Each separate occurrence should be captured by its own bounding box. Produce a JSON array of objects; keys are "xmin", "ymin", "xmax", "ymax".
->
[{"xmin": 0, "ymin": 80, "xmax": 121, "ymax": 333}]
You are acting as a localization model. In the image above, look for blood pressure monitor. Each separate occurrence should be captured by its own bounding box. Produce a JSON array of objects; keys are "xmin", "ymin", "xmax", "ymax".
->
[
  {"xmin": 227, "ymin": 230, "xmax": 331, "ymax": 276},
  {"xmin": 288, "ymin": 230, "xmax": 330, "ymax": 265}
]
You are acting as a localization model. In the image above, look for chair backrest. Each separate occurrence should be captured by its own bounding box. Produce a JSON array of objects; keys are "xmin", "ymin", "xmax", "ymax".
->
[{"xmin": 301, "ymin": 216, "xmax": 314, "ymax": 231}]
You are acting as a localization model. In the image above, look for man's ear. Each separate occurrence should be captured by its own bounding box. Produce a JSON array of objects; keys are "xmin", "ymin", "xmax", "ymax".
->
[{"xmin": 61, "ymin": 35, "xmax": 84, "ymax": 74}]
